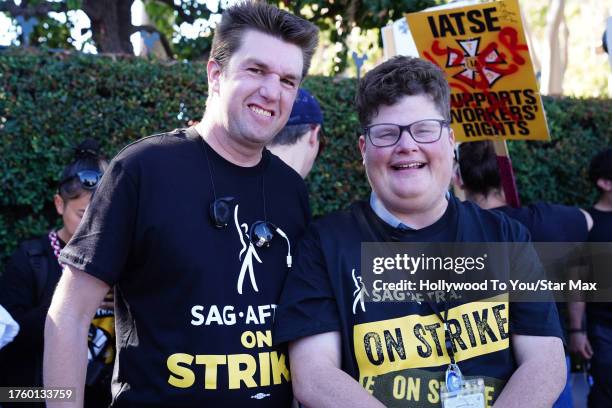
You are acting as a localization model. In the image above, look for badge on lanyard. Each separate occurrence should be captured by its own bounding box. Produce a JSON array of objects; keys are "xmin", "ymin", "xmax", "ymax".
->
[{"xmin": 441, "ymin": 376, "xmax": 486, "ymax": 408}]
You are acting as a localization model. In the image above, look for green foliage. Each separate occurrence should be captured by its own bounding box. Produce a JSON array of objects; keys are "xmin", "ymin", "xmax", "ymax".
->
[
  {"xmin": 507, "ymin": 97, "xmax": 612, "ymax": 206},
  {"xmin": 1, "ymin": 49, "xmax": 611, "ymax": 268}
]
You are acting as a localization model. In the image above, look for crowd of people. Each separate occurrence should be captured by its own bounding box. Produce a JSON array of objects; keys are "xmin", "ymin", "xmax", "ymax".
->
[{"xmin": 0, "ymin": 1, "xmax": 610, "ymax": 408}]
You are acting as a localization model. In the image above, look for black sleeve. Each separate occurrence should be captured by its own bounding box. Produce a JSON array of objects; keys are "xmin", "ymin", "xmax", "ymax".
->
[
  {"xmin": 506, "ymin": 220, "xmax": 564, "ymax": 339},
  {"xmin": 59, "ymin": 157, "xmax": 138, "ymax": 286},
  {"xmin": 0, "ymin": 246, "xmax": 50, "ymax": 348},
  {"xmin": 273, "ymin": 225, "xmax": 341, "ymax": 345}
]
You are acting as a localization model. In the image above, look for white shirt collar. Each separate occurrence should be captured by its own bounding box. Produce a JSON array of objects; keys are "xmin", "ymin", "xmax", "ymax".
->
[{"xmin": 369, "ymin": 191, "xmax": 451, "ymax": 230}]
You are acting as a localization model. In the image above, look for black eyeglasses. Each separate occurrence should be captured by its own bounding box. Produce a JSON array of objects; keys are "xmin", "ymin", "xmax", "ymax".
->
[
  {"xmin": 364, "ymin": 119, "xmax": 450, "ymax": 147},
  {"xmin": 59, "ymin": 170, "xmax": 103, "ymax": 190}
]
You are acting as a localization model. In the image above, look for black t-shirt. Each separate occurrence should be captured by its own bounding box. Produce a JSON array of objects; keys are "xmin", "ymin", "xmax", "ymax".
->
[
  {"xmin": 0, "ymin": 234, "xmax": 62, "ymax": 394},
  {"xmin": 585, "ymin": 208, "xmax": 612, "ymax": 324},
  {"xmin": 495, "ymin": 203, "xmax": 589, "ymax": 342},
  {"xmin": 59, "ymin": 128, "xmax": 310, "ymax": 407},
  {"xmin": 494, "ymin": 202, "xmax": 588, "ymax": 242},
  {"xmin": 274, "ymin": 196, "xmax": 562, "ymax": 407}
]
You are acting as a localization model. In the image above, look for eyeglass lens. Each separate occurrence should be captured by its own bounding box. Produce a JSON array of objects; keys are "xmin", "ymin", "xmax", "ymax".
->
[{"xmin": 368, "ymin": 120, "xmax": 445, "ymax": 146}]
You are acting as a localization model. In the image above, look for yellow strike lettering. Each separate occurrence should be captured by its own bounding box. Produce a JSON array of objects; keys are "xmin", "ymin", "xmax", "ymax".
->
[
  {"xmin": 354, "ymin": 295, "xmax": 509, "ymax": 381},
  {"xmin": 362, "ymin": 376, "xmax": 375, "ymax": 394},
  {"xmin": 407, "ymin": 377, "xmax": 420, "ymax": 401},
  {"xmin": 227, "ymin": 354, "xmax": 258, "ymax": 389},
  {"xmin": 393, "ymin": 376, "xmax": 406, "ymax": 399},
  {"xmin": 258, "ymin": 352, "xmax": 271, "ymax": 386},
  {"xmin": 167, "ymin": 353, "xmax": 195, "ymax": 388},
  {"xmin": 256, "ymin": 330, "xmax": 273, "ymax": 348},
  {"xmin": 485, "ymin": 385, "xmax": 495, "ymax": 407},
  {"xmin": 195, "ymin": 354, "xmax": 227, "ymax": 389},
  {"xmin": 427, "ymin": 379, "xmax": 440, "ymax": 404},
  {"xmin": 270, "ymin": 351, "xmax": 291, "ymax": 384},
  {"xmin": 241, "ymin": 331, "xmax": 257, "ymax": 348}
]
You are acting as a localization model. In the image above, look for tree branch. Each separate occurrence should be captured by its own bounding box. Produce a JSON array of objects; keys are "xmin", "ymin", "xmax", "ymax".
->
[
  {"xmin": 0, "ymin": 0, "xmax": 68, "ymax": 18},
  {"xmin": 131, "ymin": 24, "xmax": 173, "ymax": 58},
  {"xmin": 151, "ymin": 0, "xmax": 197, "ymax": 24}
]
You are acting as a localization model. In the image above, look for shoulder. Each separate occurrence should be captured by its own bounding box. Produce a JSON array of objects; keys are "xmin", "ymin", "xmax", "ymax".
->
[
  {"xmin": 16, "ymin": 235, "xmax": 51, "ymax": 258},
  {"xmin": 309, "ymin": 205, "xmax": 360, "ymax": 237},
  {"xmin": 266, "ymin": 151, "xmax": 307, "ymax": 190},
  {"xmin": 114, "ymin": 128, "xmax": 195, "ymax": 166},
  {"xmin": 4, "ymin": 235, "xmax": 51, "ymax": 274},
  {"xmin": 457, "ymin": 199, "xmax": 530, "ymax": 242}
]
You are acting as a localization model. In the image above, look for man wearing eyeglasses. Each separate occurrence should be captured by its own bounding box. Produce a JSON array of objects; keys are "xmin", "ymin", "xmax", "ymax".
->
[{"xmin": 273, "ymin": 56, "xmax": 566, "ymax": 407}]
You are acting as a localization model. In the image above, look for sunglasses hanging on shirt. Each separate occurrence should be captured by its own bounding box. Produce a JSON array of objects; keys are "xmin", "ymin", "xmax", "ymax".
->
[{"xmin": 199, "ymin": 135, "xmax": 292, "ymax": 267}]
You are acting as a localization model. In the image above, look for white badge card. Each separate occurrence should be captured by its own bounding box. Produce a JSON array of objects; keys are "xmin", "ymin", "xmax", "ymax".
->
[{"xmin": 441, "ymin": 378, "xmax": 485, "ymax": 408}]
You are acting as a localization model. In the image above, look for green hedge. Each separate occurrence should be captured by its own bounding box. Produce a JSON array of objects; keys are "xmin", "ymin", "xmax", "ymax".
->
[{"xmin": 1, "ymin": 49, "xmax": 611, "ymax": 267}]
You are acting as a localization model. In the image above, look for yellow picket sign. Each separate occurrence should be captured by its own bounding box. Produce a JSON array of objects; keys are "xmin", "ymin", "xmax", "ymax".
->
[{"xmin": 406, "ymin": 0, "xmax": 549, "ymax": 142}]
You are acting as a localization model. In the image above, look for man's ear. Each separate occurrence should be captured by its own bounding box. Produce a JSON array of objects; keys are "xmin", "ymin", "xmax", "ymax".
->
[
  {"xmin": 54, "ymin": 194, "xmax": 65, "ymax": 216},
  {"xmin": 597, "ymin": 178, "xmax": 612, "ymax": 192},
  {"xmin": 308, "ymin": 125, "xmax": 321, "ymax": 146},
  {"xmin": 207, "ymin": 59, "xmax": 223, "ymax": 95},
  {"xmin": 359, "ymin": 135, "xmax": 366, "ymax": 163}
]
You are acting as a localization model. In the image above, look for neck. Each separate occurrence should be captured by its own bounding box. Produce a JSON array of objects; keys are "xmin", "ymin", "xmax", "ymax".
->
[
  {"xmin": 469, "ymin": 189, "xmax": 507, "ymax": 210},
  {"xmin": 196, "ymin": 116, "xmax": 263, "ymax": 167},
  {"xmin": 388, "ymin": 196, "xmax": 449, "ymax": 230},
  {"xmin": 56, "ymin": 227, "xmax": 71, "ymax": 243},
  {"xmin": 594, "ymin": 193, "xmax": 612, "ymax": 211},
  {"xmin": 268, "ymin": 145, "xmax": 307, "ymax": 178}
]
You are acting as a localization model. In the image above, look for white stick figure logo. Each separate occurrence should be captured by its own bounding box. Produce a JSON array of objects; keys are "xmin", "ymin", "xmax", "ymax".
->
[
  {"xmin": 234, "ymin": 205, "xmax": 262, "ymax": 295},
  {"xmin": 352, "ymin": 268, "xmax": 368, "ymax": 315}
]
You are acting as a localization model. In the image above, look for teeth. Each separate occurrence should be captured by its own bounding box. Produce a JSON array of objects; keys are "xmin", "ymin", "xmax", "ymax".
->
[
  {"xmin": 395, "ymin": 163, "xmax": 424, "ymax": 169},
  {"xmin": 250, "ymin": 105, "xmax": 272, "ymax": 117}
]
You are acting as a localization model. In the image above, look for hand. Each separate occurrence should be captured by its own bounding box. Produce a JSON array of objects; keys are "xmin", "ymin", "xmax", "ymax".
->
[
  {"xmin": 569, "ymin": 332, "xmax": 593, "ymax": 360},
  {"xmin": 98, "ymin": 290, "xmax": 114, "ymax": 311}
]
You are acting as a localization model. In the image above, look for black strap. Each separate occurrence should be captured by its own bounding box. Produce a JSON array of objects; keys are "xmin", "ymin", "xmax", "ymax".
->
[{"xmin": 21, "ymin": 239, "xmax": 49, "ymax": 302}]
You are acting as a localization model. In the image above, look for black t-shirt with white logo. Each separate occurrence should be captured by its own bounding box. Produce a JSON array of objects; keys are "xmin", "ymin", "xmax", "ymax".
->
[
  {"xmin": 60, "ymin": 128, "xmax": 310, "ymax": 407},
  {"xmin": 274, "ymin": 197, "xmax": 562, "ymax": 407}
]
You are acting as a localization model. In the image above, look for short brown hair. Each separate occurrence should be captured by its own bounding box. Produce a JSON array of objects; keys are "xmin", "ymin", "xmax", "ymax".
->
[
  {"xmin": 211, "ymin": 1, "xmax": 319, "ymax": 78},
  {"xmin": 356, "ymin": 56, "xmax": 450, "ymax": 127}
]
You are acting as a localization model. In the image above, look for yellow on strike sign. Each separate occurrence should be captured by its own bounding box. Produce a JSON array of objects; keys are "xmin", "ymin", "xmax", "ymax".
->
[{"xmin": 406, "ymin": 0, "xmax": 549, "ymax": 142}]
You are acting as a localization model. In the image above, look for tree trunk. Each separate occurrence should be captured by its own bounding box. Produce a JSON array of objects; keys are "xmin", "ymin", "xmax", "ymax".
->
[
  {"xmin": 541, "ymin": 0, "xmax": 566, "ymax": 95},
  {"xmin": 133, "ymin": 0, "xmax": 168, "ymax": 59},
  {"xmin": 82, "ymin": 0, "xmax": 134, "ymax": 54}
]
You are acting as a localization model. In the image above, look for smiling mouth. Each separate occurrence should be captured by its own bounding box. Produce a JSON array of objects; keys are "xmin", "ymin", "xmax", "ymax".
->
[
  {"xmin": 391, "ymin": 162, "xmax": 426, "ymax": 170},
  {"xmin": 249, "ymin": 104, "xmax": 274, "ymax": 118}
]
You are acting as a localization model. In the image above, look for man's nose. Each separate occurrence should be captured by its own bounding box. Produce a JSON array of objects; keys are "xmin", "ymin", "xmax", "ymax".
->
[
  {"xmin": 395, "ymin": 128, "xmax": 419, "ymax": 151},
  {"xmin": 259, "ymin": 74, "xmax": 281, "ymax": 101}
]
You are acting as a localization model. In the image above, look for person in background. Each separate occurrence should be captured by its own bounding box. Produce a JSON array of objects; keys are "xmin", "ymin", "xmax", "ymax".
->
[
  {"xmin": 456, "ymin": 139, "xmax": 594, "ymax": 408},
  {"xmin": 568, "ymin": 147, "xmax": 612, "ymax": 408},
  {"xmin": 0, "ymin": 139, "xmax": 112, "ymax": 408},
  {"xmin": 268, "ymin": 88, "xmax": 324, "ymax": 178}
]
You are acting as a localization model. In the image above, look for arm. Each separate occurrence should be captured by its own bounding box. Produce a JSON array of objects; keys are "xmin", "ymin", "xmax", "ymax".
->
[
  {"xmin": 568, "ymin": 301, "xmax": 593, "ymax": 359},
  {"xmin": 579, "ymin": 209, "xmax": 594, "ymax": 232},
  {"xmin": 289, "ymin": 331, "xmax": 384, "ymax": 408},
  {"xmin": 493, "ymin": 334, "xmax": 565, "ymax": 408},
  {"xmin": 44, "ymin": 265, "xmax": 110, "ymax": 407}
]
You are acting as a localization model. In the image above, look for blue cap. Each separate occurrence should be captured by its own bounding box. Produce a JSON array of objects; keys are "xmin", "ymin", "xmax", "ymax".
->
[{"xmin": 286, "ymin": 88, "xmax": 323, "ymax": 126}]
